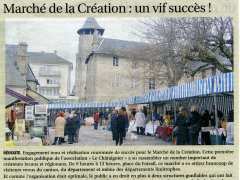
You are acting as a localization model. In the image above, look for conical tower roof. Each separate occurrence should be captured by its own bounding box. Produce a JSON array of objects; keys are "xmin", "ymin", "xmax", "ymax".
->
[{"xmin": 77, "ymin": 17, "xmax": 104, "ymax": 35}]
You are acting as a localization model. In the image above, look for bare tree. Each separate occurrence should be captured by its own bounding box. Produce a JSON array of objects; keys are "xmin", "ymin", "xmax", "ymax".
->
[
  {"xmin": 177, "ymin": 17, "xmax": 233, "ymax": 74},
  {"xmin": 129, "ymin": 17, "xmax": 233, "ymax": 88},
  {"xmin": 129, "ymin": 18, "xmax": 186, "ymax": 87}
]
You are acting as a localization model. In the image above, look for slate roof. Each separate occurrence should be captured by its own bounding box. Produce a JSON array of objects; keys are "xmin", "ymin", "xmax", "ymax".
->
[
  {"xmin": 81, "ymin": 17, "xmax": 104, "ymax": 30},
  {"xmin": 94, "ymin": 38, "xmax": 146, "ymax": 56},
  {"xmin": 6, "ymin": 44, "xmax": 39, "ymax": 86},
  {"xmin": 77, "ymin": 17, "xmax": 105, "ymax": 35},
  {"xmin": 26, "ymin": 64, "xmax": 39, "ymax": 84},
  {"xmin": 85, "ymin": 38, "xmax": 147, "ymax": 63},
  {"xmin": 188, "ymin": 56, "xmax": 232, "ymax": 73},
  {"xmin": 28, "ymin": 52, "xmax": 72, "ymax": 65},
  {"xmin": 5, "ymin": 94, "xmax": 19, "ymax": 107}
]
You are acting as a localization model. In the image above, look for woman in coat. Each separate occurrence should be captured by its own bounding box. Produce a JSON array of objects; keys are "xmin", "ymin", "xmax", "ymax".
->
[
  {"xmin": 52, "ymin": 112, "xmax": 66, "ymax": 145},
  {"xmin": 135, "ymin": 109, "xmax": 146, "ymax": 135},
  {"xmin": 174, "ymin": 107, "xmax": 188, "ymax": 145}
]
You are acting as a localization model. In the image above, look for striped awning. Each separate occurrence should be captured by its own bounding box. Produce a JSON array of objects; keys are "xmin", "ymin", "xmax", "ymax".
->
[
  {"xmin": 143, "ymin": 72, "xmax": 233, "ymax": 103},
  {"xmin": 48, "ymin": 72, "xmax": 233, "ymax": 109}
]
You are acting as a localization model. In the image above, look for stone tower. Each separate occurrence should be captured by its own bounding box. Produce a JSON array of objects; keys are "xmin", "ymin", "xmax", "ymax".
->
[
  {"xmin": 75, "ymin": 17, "xmax": 104, "ymax": 101},
  {"xmin": 16, "ymin": 42, "xmax": 28, "ymax": 84}
]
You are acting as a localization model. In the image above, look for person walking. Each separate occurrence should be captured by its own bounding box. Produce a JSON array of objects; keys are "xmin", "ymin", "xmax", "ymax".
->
[
  {"xmin": 187, "ymin": 106, "xmax": 201, "ymax": 145},
  {"xmin": 115, "ymin": 108, "xmax": 126, "ymax": 146},
  {"xmin": 52, "ymin": 112, "xmax": 65, "ymax": 145},
  {"xmin": 174, "ymin": 107, "xmax": 189, "ymax": 145},
  {"xmin": 135, "ymin": 109, "xmax": 146, "ymax": 135},
  {"xmin": 93, "ymin": 112, "xmax": 100, "ymax": 130},
  {"xmin": 122, "ymin": 107, "xmax": 129, "ymax": 139},
  {"xmin": 66, "ymin": 112, "xmax": 77, "ymax": 144},
  {"xmin": 110, "ymin": 109, "xmax": 118, "ymax": 141},
  {"xmin": 74, "ymin": 111, "xmax": 82, "ymax": 143},
  {"xmin": 201, "ymin": 110, "xmax": 211, "ymax": 145}
]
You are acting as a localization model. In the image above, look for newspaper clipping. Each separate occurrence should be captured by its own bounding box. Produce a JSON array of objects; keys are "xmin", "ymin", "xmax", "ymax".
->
[{"xmin": 1, "ymin": 0, "xmax": 239, "ymax": 179}]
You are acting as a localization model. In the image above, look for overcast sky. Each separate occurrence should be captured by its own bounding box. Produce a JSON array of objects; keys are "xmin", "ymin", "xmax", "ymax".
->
[{"xmin": 5, "ymin": 18, "xmax": 144, "ymax": 91}]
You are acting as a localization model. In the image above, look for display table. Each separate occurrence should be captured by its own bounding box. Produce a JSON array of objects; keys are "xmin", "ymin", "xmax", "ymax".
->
[
  {"xmin": 145, "ymin": 121, "xmax": 160, "ymax": 135},
  {"xmin": 156, "ymin": 126, "xmax": 173, "ymax": 141},
  {"xmin": 201, "ymin": 127, "xmax": 226, "ymax": 145}
]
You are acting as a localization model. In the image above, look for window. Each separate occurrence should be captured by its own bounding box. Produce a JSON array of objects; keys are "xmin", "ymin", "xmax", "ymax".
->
[
  {"xmin": 113, "ymin": 56, "xmax": 119, "ymax": 66},
  {"xmin": 38, "ymin": 87, "xmax": 59, "ymax": 97},
  {"xmin": 149, "ymin": 78, "xmax": 155, "ymax": 90},
  {"xmin": 112, "ymin": 73, "xmax": 120, "ymax": 87},
  {"xmin": 46, "ymin": 79, "xmax": 59, "ymax": 85}
]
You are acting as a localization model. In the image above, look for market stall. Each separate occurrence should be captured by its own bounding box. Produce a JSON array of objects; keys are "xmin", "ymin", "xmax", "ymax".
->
[{"xmin": 47, "ymin": 72, "xmax": 233, "ymax": 144}]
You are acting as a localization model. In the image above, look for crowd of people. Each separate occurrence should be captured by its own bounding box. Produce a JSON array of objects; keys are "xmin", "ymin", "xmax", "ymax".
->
[
  {"xmin": 173, "ymin": 106, "xmax": 234, "ymax": 145},
  {"xmin": 52, "ymin": 111, "xmax": 81, "ymax": 145},
  {"xmin": 49, "ymin": 104, "xmax": 233, "ymax": 146}
]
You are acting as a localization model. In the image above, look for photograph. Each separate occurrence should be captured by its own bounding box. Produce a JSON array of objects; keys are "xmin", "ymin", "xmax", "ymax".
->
[{"xmin": 4, "ymin": 17, "xmax": 233, "ymax": 147}]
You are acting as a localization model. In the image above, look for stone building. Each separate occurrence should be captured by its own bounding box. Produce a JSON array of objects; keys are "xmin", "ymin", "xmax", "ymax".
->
[
  {"xmin": 75, "ymin": 17, "xmax": 168, "ymax": 102},
  {"xmin": 28, "ymin": 51, "xmax": 73, "ymax": 100},
  {"xmin": 75, "ymin": 17, "xmax": 232, "ymax": 102},
  {"xmin": 5, "ymin": 43, "xmax": 48, "ymax": 107}
]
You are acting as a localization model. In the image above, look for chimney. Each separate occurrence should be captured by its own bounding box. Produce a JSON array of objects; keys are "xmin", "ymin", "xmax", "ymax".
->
[{"xmin": 16, "ymin": 42, "xmax": 28, "ymax": 78}]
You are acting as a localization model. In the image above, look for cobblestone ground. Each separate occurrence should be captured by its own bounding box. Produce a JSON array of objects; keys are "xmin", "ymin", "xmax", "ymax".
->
[{"xmin": 49, "ymin": 126, "xmax": 171, "ymax": 146}]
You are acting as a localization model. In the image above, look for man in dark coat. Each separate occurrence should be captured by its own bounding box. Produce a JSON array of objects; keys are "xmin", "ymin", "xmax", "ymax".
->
[
  {"xmin": 74, "ymin": 111, "xmax": 82, "ymax": 143},
  {"xmin": 187, "ymin": 106, "xmax": 201, "ymax": 145},
  {"xmin": 174, "ymin": 107, "xmax": 188, "ymax": 145},
  {"xmin": 110, "ymin": 110, "xmax": 118, "ymax": 141},
  {"xmin": 115, "ymin": 108, "xmax": 127, "ymax": 146},
  {"xmin": 66, "ymin": 112, "xmax": 77, "ymax": 144},
  {"xmin": 201, "ymin": 110, "xmax": 211, "ymax": 145}
]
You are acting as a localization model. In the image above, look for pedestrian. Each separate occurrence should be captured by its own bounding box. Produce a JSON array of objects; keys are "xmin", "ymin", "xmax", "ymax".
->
[
  {"xmin": 74, "ymin": 111, "xmax": 82, "ymax": 143},
  {"xmin": 135, "ymin": 108, "xmax": 146, "ymax": 135},
  {"xmin": 122, "ymin": 107, "xmax": 129, "ymax": 139},
  {"xmin": 103, "ymin": 110, "xmax": 109, "ymax": 130},
  {"xmin": 201, "ymin": 110, "xmax": 211, "ymax": 145},
  {"xmin": 174, "ymin": 107, "xmax": 188, "ymax": 145},
  {"xmin": 93, "ymin": 112, "xmax": 100, "ymax": 130},
  {"xmin": 226, "ymin": 110, "xmax": 234, "ymax": 145},
  {"xmin": 187, "ymin": 106, "xmax": 201, "ymax": 145},
  {"xmin": 66, "ymin": 111, "xmax": 77, "ymax": 144},
  {"xmin": 52, "ymin": 112, "xmax": 65, "ymax": 145},
  {"xmin": 99, "ymin": 111, "xmax": 103, "ymax": 126},
  {"xmin": 210, "ymin": 107, "xmax": 224, "ymax": 128},
  {"xmin": 115, "ymin": 108, "xmax": 126, "ymax": 146},
  {"xmin": 110, "ymin": 109, "xmax": 118, "ymax": 141}
]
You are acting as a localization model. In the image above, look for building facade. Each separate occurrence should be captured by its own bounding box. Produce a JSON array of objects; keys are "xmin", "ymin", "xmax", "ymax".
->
[
  {"xmin": 28, "ymin": 51, "xmax": 73, "ymax": 100},
  {"xmin": 6, "ymin": 43, "xmax": 39, "ymax": 95},
  {"xmin": 75, "ymin": 18, "xmax": 232, "ymax": 102},
  {"xmin": 75, "ymin": 18, "xmax": 168, "ymax": 102}
]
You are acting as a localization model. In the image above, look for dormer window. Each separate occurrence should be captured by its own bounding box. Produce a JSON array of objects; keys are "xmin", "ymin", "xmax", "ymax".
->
[{"xmin": 113, "ymin": 56, "xmax": 119, "ymax": 66}]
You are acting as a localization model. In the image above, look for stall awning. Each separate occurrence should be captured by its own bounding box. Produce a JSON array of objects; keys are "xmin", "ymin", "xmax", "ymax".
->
[
  {"xmin": 6, "ymin": 87, "xmax": 38, "ymax": 105},
  {"xmin": 143, "ymin": 72, "xmax": 233, "ymax": 103},
  {"xmin": 48, "ymin": 72, "xmax": 233, "ymax": 109}
]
